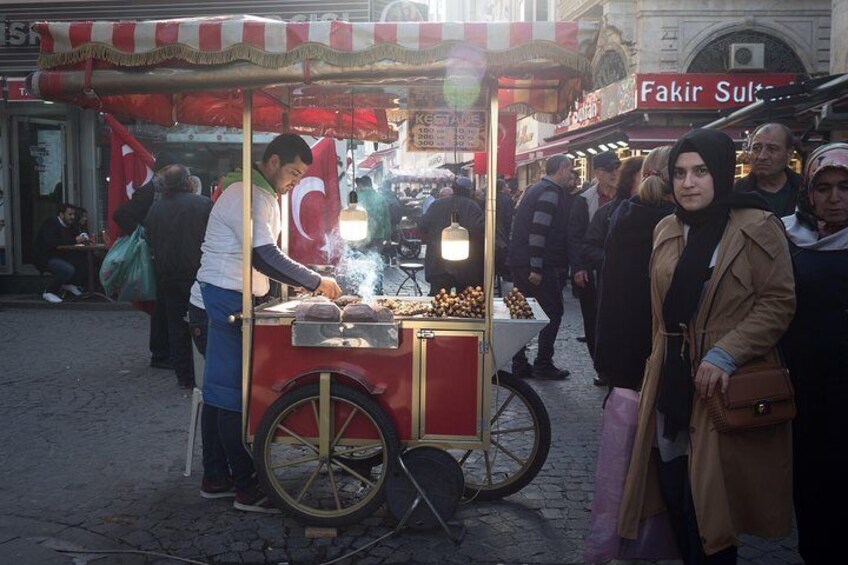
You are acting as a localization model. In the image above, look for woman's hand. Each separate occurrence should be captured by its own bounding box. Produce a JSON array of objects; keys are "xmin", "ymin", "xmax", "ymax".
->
[{"xmin": 693, "ymin": 361, "xmax": 729, "ymax": 399}]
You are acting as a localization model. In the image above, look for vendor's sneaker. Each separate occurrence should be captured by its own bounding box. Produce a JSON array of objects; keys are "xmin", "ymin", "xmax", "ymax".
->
[
  {"xmin": 201, "ymin": 478, "xmax": 236, "ymax": 499},
  {"xmin": 61, "ymin": 284, "xmax": 83, "ymax": 297},
  {"xmin": 42, "ymin": 292, "xmax": 63, "ymax": 304},
  {"xmin": 234, "ymin": 485, "xmax": 281, "ymax": 514}
]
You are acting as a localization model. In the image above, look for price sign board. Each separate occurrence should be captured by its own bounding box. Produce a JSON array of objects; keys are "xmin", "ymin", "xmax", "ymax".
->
[{"xmin": 407, "ymin": 110, "xmax": 488, "ymax": 152}]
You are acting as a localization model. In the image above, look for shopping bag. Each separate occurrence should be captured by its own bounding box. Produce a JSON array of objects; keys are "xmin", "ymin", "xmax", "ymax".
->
[
  {"xmin": 98, "ymin": 226, "xmax": 157, "ymax": 302},
  {"xmin": 584, "ymin": 388, "xmax": 679, "ymax": 564}
]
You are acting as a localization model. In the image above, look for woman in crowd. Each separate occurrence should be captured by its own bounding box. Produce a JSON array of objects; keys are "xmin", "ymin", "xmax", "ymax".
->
[
  {"xmin": 593, "ymin": 146, "xmax": 675, "ymax": 391},
  {"xmin": 618, "ymin": 129, "xmax": 796, "ymax": 564},
  {"xmin": 781, "ymin": 142, "xmax": 848, "ymax": 565}
]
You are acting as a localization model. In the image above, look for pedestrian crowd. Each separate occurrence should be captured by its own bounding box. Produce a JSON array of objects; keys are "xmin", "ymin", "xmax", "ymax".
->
[{"xmin": 52, "ymin": 123, "xmax": 843, "ymax": 563}]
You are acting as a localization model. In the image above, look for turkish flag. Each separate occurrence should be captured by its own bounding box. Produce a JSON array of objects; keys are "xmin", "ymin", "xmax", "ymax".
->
[
  {"xmin": 288, "ymin": 138, "xmax": 344, "ymax": 267},
  {"xmin": 104, "ymin": 114, "xmax": 155, "ymax": 238},
  {"xmin": 474, "ymin": 113, "xmax": 517, "ymax": 178}
]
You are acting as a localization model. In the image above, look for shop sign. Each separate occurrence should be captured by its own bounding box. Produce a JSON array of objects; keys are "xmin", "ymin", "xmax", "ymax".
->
[
  {"xmin": 555, "ymin": 73, "xmax": 795, "ymax": 136},
  {"xmin": 407, "ymin": 110, "xmax": 488, "ymax": 152},
  {"xmin": 637, "ymin": 73, "xmax": 796, "ymax": 110},
  {"xmin": 4, "ymin": 77, "xmax": 36, "ymax": 101}
]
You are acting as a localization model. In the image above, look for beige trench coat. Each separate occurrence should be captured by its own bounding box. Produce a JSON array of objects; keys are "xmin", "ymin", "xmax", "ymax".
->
[{"xmin": 617, "ymin": 208, "xmax": 796, "ymax": 555}]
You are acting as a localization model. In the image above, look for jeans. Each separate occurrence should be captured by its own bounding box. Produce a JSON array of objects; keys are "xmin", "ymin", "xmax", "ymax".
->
[
  {"xmin": 656, "ymin": 454, "xmax": 738, "ymax": 564},
  {"xmin": 201, "ymin": 404, "xmax": 256, "ymax": 491},
  {"xmin": 160, "ymin": 279, "xmax": 194, "ymax": 386},
  {"xmin": 45, "ymin": 257, "xmax": 82, "ymax": 293},
  {"xmin": 511, "ymin": 266, "xmax": 565, "ymax": 370}
]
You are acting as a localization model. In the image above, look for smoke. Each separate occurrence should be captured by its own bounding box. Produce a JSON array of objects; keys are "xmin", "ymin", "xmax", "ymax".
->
[{"xmin": 334, "ymin": 247, "xmax": 386, "ymax": 299}]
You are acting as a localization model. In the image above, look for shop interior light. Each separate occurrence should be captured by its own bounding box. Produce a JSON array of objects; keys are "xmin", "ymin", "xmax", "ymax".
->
[
  {"xmin": 441, "ymin": 211, "xmax": 469, "ymax": 261},
  {"xmin": 566, "ymin": 153, "xmax": 576, "ymax": 159},
  {"xmin": 599, "ymin": 144, "xmax": 609, "ymax": 151},
  {"xmin": 587, "ymin": 147, "xmax": 599, "ymax": 155},
  {"xmin": 617, "ymin": 141, "xmax": 629, "ymax": 147},
  {"xmin": 576, "ymin": 150, "xmax": 586, "ymax": 157},
  {"xmin": 339, "ymin": 190, "xmax": 369, "ymax": 241}
]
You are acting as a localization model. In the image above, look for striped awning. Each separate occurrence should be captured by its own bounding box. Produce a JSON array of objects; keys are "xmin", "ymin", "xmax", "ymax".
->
[{"xmin": 28, "ymin": 17, "xmax": 598, "ymax": 137}]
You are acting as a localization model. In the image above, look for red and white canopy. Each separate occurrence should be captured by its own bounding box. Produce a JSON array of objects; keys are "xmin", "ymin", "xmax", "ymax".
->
[{"xmin": 30, "ymin": 16, "xmax": 598, "ymax": 139}]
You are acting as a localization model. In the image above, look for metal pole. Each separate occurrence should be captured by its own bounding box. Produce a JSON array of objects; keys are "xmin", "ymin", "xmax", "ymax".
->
[
  {"xmin": 482, "ymin": 82, "xmax": 499, "ymax": 449},
  {"xmin": 241, "ymin": 91, "xmax": 254, "ymax": 441}
]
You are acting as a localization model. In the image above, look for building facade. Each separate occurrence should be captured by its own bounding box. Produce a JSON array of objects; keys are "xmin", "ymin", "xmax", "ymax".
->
[
  {"xmin": 510, "ymin": 0, "xmax": 834, "ymax": 188},
  {"xmin": 0, "ymin": 0, "xmax": 377, "ymax": 289}
]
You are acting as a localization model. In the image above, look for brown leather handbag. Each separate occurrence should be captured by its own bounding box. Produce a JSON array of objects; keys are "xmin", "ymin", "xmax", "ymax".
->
[{"xmin": 706, "ymin": 360, "xmax": 796, "ymax": 433}]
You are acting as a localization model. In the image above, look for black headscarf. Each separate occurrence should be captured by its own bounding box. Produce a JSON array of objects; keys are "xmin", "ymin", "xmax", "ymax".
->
[{"xmin": 658, "ymin": 129, "xmax": 770, "ymax": 439}]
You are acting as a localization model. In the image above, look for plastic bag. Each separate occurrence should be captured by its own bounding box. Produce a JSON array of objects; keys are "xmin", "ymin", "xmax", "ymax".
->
[
  {"xmin": 584, "ymin": 388, "xmax": 679, "ymax": 564},
  {"xmin": 98, "ymin": 227, "xmax": 157, "ymax": 302}
]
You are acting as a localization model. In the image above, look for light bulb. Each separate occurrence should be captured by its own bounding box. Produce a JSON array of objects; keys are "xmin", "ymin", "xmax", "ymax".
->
[
  {"xmin": 339, "ymin": 191, "xmax": 369, "ymax": 241},
  {"xmin": 441, "ymin": 219, "xmax": 469, "ymax": 261}
]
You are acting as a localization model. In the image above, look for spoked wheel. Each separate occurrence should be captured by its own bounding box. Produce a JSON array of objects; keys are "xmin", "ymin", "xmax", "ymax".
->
[
  {"xmin": 254, "ymin": 383, "xmax": 399, "ymax": 526},
  {"xmin": 450, "ymin": 371, "xmax": 551, "ymax": 501}
]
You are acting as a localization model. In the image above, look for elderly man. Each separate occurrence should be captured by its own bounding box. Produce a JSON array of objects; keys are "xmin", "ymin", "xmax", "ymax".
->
[
  {"xmin": 735, "ymin": 123, "xmax": 801, "ymax": 217},
  {"xmin": 568, "ymin": 151, "xmax": 621, "ymax": 368},
  {"xmin": 507, "ymin": 154, "xmax": 578, "ymax": 380},
  {"xmin": 144, "ymin": 164, "xmax": 213, "ymax": 389}
]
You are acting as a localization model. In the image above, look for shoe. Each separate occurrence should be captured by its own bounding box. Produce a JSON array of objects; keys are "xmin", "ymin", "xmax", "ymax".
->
[
  {"xmin": 512, "ymin": 364, "xmax": 534, "ymax": 379},
  {"xmin": 42, "ymin": 292, "xmax": 63, "ymax": 304},
  {"xmin": 201, "ymin": 477, "xmax": 236, "ymax": 499},
  {"xmin": 150, "ymin": 357, "xmax": 174, "ymax": 370},
  {"xmin": 532, "ymin": 365, "xmax": 570, "ymax": 380},
  {"xmin": 593, "ymin": 376, "xmax": 609, "ymax": 387},
  {"xmin": 576, "ymin": 336, "xmax": 587, "ymax": 343},
  {"xmin": 234, "ymin": 485, "xmax": 281, "ymax": 514},
  {"xmin": 61, "ymin": 284, "xmax": 83, "ymax": 297}
]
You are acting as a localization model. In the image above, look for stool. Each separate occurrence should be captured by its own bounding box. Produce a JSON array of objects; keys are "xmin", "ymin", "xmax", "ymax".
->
[
  {"xmin": 396, "ymin": 263, "xmax": 425, "ymax": 296},
  {"xmin": 184, "ymin": 329, "xmax": 205, "ymax": 477}
]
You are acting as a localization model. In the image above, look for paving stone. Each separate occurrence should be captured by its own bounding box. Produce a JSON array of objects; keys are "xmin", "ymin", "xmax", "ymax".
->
[{"xmin": 0, "ymin": 291, "xmax": 801, "ymax": 564}]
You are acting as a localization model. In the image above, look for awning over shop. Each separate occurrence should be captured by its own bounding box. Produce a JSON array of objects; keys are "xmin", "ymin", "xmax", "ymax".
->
[
  {"xmin": 358, "ymin": 147, "xmax": 397, "ymax": 171},
  {"xmin": 28, "ymin": 17, "xmax": 598, "ymax": 140},
  {"xmin": 388, "ymin": 168, "xmax": 454, "ymax": 183},
  {"xmin": 515, "ymin": 120, "xmax": 632, "ymax": 165},
  {"xmin": 623, "ymin": 126, "xmax": 748, "ymax": 149}
]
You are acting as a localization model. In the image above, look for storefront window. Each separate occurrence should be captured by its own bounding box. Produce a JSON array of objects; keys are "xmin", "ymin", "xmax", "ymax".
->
[{"xmin": 12, "ymin": 118, "xmax": 67, "ymax": 268}]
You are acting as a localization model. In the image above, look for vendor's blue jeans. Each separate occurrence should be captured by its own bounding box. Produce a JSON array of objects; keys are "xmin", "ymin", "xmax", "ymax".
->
[
  {"xmin": 45, "ymin": 257, "xmax": 77, "ymax": 293},
  {"xmin": 199, "ymin": 282, "xmax": 256, "ymax": 491}
]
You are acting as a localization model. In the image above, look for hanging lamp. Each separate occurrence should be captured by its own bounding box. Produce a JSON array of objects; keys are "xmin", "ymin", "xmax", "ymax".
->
[
  {"xmin": 338, "ymin": 90, "xmax": 369, "ymax": 241},
  {"xmin": 441, "ymin": 210, "xmax": 469, "ymax": 261}
]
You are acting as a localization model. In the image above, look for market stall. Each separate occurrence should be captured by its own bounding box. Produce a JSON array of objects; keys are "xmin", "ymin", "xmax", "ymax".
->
[{"xmin": 31, "ymin": 16, "xmax": 596, "ymax": 526}]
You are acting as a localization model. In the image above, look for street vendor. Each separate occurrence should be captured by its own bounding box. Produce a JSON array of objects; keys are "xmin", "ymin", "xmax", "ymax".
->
[{"xmin": 196, "ymin": 133, "xmax": 341, "ymax": 513}]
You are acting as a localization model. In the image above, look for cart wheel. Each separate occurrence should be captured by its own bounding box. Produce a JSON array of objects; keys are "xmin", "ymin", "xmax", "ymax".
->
[
  {"xmin": 254, "ymin": 383, "xmax": 399, "ymax": 526},
  {"xmin": 398, "ymin": 239, "xmax": 421, "ymax": 259},
  {"xmin": 451, "ymin": 371, "xmax": 551, "ymax": 501}
]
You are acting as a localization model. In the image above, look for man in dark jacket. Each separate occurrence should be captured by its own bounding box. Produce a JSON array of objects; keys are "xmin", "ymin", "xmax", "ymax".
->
[
  {"xmin": 734, "ymin": 122, "xmax": 801, "ymax": 217},
  {"xmin": 420, "ymin": 177, "xmax": 484, "ymax": 294},
  {"xmin": 33, "ymin": 203, "xmax": 88, "ymax": 303},
  {"xmin": 144, "ymin": 164, "xmax": 213, "ymax": 388},
  {"xmin": 507, "ymin": 154, "xmax": 577, "ymax": 380}
]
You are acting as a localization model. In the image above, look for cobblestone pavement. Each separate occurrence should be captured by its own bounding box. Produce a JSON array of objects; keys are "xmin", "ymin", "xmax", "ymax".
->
[{"xmin": 0, "ymin": 266, "xmax": 801, "ymax": 564}]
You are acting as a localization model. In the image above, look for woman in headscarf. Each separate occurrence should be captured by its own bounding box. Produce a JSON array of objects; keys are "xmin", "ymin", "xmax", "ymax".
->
[
  {"xmin": 781, "ymin": 142, "xmax": 848, "ymax": 565},
  {"xmin": 617, "ymin": 129, "xmax": 796, "ymax": 564},
  {"xmin": 593, "ymin": 146, "xmax": 675, "ymax": 391}
]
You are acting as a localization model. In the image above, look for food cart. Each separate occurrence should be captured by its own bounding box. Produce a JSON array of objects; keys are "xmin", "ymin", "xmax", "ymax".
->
[{"xmin": 30, "ymin": 16, "xmax": 596, "ymax": 527}]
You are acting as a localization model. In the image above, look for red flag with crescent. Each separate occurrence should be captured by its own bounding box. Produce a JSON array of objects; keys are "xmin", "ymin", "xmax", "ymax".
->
[
  {"xmin": 288, "ymin": 138, "xmax": 344, "ymax": 267},
  {"xmin": 104, "ymin": 114, "xmax": 155, "ymax": 238},
  {"xmin": 473, "ymin": 113, "xmax": 517, "ymax": 177}
]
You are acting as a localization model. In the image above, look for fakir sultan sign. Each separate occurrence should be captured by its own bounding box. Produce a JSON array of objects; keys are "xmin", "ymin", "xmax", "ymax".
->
[{"xmin": 555, "ymin": 73, "xmax": 797, "ymax": 135}]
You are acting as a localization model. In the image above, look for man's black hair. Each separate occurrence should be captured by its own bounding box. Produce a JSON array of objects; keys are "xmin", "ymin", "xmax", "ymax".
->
[
  {"xmin": 262, "ymin": 134, "xmax": 313, "ymax": 166},
  {"xmin": 57, "ymin": 202, "xmax": 75, "ymax": 215},
  {"xmin": 546, "ymin": 154, "xmax": 570, "ymax": 176}
]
